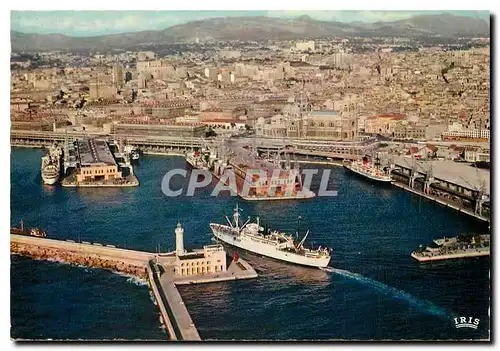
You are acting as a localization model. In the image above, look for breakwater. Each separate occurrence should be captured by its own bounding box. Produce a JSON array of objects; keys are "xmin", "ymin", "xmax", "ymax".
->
[{"xmin": 11, "ymin": 240, "xmax": 148, "ymax": 279}]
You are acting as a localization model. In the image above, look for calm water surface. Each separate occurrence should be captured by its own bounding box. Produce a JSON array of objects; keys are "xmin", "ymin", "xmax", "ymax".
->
[{"xmin": 10, "ymin": 147, "xmax": 490, "ymax": 340}]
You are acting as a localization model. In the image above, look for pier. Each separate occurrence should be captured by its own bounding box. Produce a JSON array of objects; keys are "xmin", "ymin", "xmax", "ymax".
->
[
  {"xmin": 148, "ymin": 256, "xmax": 257, "ymax": 340},
  {"xmin": 390, "ymin": 156, "xmax": 490, "ymax": 222},
  {"xmin": 61, "ymin": 138, "xmax": 140, "ymax": 188},
  {"xmin": 11, "ymin": 229, "xmax": 258, "ymax": 341}
]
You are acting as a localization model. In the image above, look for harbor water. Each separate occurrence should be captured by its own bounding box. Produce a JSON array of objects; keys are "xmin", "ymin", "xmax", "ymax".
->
[{"xmin": 10, "ymin": 147, "xmax": 490, "ymax": 340}]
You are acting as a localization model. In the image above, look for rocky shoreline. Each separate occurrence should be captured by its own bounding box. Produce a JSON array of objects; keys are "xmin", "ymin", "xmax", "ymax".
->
[{"xmin": 11, "ymin": 242, "xmax": 148, "ymax": 279}]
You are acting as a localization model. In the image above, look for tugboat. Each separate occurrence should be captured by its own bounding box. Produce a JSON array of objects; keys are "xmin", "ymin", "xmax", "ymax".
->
[
  {"xmin": 343, "ymin": 155, "xmax": 392, "ymax": 183},
  {"xmin": 210, "ymin": 205, "xmax": 331, "ymax": 268},
  {"xmin": 11, "ymin": 220, "xmax": 47, "ymax": 238}
]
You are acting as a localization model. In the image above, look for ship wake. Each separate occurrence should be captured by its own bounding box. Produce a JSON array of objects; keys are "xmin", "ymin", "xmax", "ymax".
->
[{"xmin": 321, "ymin": 267, "xmax": 450, "ymax": 319}]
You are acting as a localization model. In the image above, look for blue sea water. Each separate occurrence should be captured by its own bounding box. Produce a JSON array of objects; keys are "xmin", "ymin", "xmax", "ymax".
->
[{"xmin": 10, "ymin": 147, "xmax": 490, "ymax": 340}]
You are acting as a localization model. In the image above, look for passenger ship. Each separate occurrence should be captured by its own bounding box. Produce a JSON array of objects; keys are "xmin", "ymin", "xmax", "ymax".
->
[
  {"xmin": 41, "ymin": 144, "xmax": 62, "ymax": 185},
  {"xmin": 343, "ymin": 156, "xmax": 392, "ymax": 183},
  {"xmin": 209, "ymin": 206, "xmax": 331, "ymax": 268}
]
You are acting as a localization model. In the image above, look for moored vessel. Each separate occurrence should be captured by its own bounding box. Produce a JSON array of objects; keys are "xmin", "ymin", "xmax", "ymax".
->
[
  {"xmin": 411, "ymin": 233, "xmax": 490, "ymax": 262},
  {"xmin": 131, "ymin": 151, "xmax": 140, "ymax": 161},
  {"xmin": 41, "ymin": 144, "xmax": 62, "ymax": 185},
  {"xmin": 186, "ymin": 146, "xmax": 316, "ymax": 201},
  {"xmin": 343, "ymin": 156, "xmax": 392, "ymax": 183},
  {"xmin": 11, "ymin": 220, "xmax": 47, "ymax": 238},
  {"xmin": 209, "ymin": 205, "xmax": 331, "ymax": 268}
]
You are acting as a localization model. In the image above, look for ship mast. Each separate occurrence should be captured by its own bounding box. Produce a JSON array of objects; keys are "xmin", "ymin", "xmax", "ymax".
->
[
  {"xmin": 296, "ymin": 216, "xmax": 302, "ymax": 239},
  {"xmin": 297, "ymin": 230, "xmax": 310, "ymax": 249},
  {"xmin": 233, "ymin": 204, "xmax": 240, "ymax": 230}
]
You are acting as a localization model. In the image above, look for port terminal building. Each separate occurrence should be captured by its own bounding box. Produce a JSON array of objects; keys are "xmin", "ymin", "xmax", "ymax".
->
[{"xmin": 75, "ymin": 138, "xmax": 122, "ymax": 183}]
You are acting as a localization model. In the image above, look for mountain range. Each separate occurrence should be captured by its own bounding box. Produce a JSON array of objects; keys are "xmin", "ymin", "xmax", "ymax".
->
[{"xmin": 11, "ymin": 13, "xmax": 490, "ymax": 52}]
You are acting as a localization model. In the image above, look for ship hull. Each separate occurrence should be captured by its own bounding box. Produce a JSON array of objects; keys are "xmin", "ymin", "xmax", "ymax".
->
[
  {"xmin": 42, "ymin": 175, "xmax": 58, "ymax": 185},
  {"xmin": 343, "ymin": 164, "xmax": 392, "ymax": 183},
  {"xmin": 131, "ymin": 152, "xmax": 140, "ymax": 164},
  {"xmin": 210, "ymin": 225, "xmax": 330, "ymax": 268},
  {"xmin": 185, "ymin": 155, "xmax": 209, "ymax": 170},
  {"xmin": 411, "ymin": 250, "xmax": 489, "ymax": 262}
]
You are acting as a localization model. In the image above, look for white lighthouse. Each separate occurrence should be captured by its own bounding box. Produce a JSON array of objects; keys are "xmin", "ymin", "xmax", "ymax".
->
[{"xmin": 175, "ymin": 222, "xmax": 185, "ymax": 257}]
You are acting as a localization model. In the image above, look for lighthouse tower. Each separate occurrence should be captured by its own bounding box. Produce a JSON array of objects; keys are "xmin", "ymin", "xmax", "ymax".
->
[{"xmin": 175, "ymin": 222, "xmax": 185, "ymax": 257}]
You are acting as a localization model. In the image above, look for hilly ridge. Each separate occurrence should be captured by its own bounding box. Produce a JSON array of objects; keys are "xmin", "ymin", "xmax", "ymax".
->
[{"xmin": 11, "ymin": 13, "xmax": 490, "ymax": 52}]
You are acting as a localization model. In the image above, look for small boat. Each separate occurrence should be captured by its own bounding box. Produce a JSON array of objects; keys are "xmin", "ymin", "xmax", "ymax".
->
[
  {"xmin": 131, "ymin": 151, "xmax": 140, "ymax": 161},
  {"xmin": 11, "ymin": 220, "xmax": 47, "ymax": 238}
]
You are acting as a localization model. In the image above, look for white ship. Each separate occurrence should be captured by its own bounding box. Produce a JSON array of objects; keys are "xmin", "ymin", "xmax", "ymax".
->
[
  {"xmin": 209, "ymin": 206, "xmax": 331, "ymax": 268},
  {"xmin": 124, "ymin": 145, "xmax": 140, "ymax": 163},
  {"xmin": 131, "ymin": 151, "xmax": 140, "ymax": 161},
  {"xmin": 41, "ymin": 144, "xmax": 62, "ymax": 185},
  {"xmin": 343, "ymin": 156, "xmax": 392, "ymax": 183}
]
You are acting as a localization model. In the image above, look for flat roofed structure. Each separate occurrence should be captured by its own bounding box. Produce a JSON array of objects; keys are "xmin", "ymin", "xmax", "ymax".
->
[
  {"xmin": 78, "ymin": 138, "xmax": 117, "ymax": 166},
  {"xmin": 393, "ymin": 156, "xmax": 490, "ymax": 196},
  {"xmin": 175, "ymin": 245, "xmax": 227, "ymax": 276},
  {"xmin": 114, "ymin": 123, "xmax": 206, "ymax": 138},
  {"xmin": 76, "ymin": 138, "xmax": 122, "ymax": 183}
]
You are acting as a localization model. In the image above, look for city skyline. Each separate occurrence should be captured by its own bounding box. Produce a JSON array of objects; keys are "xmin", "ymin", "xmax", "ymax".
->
[{"xmin": 11, "ymin": 10, "xmax": 489, "ymax": 37}]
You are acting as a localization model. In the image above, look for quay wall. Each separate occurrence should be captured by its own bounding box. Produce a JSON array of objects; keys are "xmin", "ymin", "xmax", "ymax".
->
[{"xmin": 391, "ymin": 181, "xmax": 489, "ymax": 223}]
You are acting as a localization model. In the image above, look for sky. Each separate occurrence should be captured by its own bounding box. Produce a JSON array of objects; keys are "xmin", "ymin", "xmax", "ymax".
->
[{"xmin": 10, "ymin": 10, "xmax": 490, "ymax": 37}]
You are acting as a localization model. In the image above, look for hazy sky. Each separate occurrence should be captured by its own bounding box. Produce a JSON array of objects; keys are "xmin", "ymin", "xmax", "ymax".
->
[{"xmin": 11, "ymin": 10, "xmax": 489, "ymax": 37}]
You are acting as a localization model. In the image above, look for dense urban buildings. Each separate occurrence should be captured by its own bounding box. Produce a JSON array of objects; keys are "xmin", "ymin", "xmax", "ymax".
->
[{"xmin": 10, "ymin": 35, "xmax": 490, "ymax": 152}]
